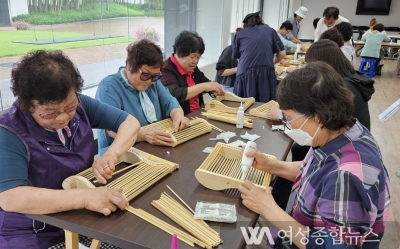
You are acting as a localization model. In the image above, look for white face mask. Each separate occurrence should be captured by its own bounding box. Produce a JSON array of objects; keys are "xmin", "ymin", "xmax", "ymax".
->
[{"xmin": 284, "ymin": 118, "xmax": 320, "ymax": 146}]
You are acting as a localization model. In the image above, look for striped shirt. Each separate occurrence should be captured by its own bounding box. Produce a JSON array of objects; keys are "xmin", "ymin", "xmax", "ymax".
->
[{"xmin": 279, "ymin": 121, "xmax": 391, "ymax": 248}]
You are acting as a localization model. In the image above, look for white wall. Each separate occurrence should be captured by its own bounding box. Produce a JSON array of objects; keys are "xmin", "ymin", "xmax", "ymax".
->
[
  {"xmin": 10, "ymin": 0, "xmax": 28, "ymax": 17},
  {"xmin": 262, "ymin": 0, "xmax": 281, "ymax": 30},
  {"xmin": 196, "ymin": 0, "xmax": 223, "ymax": 63},
  {"xmin": 298, "ymin": 0, "xmax": 400, "ymax": 39}
]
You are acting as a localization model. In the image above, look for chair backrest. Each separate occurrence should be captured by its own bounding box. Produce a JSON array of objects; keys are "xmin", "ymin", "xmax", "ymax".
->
[
  {"xmin": 358, "ymin": 26, "xmax": 370, "ymax": 31},
  {"xmin": 385, "ymin": 27, "xmax": 400, "ymax": 32},
  {"xmin": 356, "ymin": 28, "xmax": 364, "ymax": 41}
]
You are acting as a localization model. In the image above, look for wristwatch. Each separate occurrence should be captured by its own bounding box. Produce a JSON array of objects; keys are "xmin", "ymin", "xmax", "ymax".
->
[{"xmin": 278, "ymin": 112, "xmax": 283, "ymax": 122}]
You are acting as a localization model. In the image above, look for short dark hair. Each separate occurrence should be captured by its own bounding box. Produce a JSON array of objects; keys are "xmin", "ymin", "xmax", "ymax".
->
[
  {"xmin": 313, "ymin": 18, "xmax": 320, "ymax": 29},
  {"xmin": 280, "ymin": 21, "xmax": 293, "ymax": 31},
  {"xmin": 335, "ymin": 22, "xmax": 353, "ymax": 41},
  {"xmin": 126, "ymin": 39, "xmax": 163, "ymax": 73},
  {"xmin": 305, "ymin": 39, "xmax": 356, "ymax": 78},
  {"xmin": 173, "ymin": 31, "xmax": 205, "ymax": 57},
  {"xmin": 11, "ymin": 50, "xmax": 83, "ymax": 111},
  {"xmin": 243, "ymin": 15, "xmax": 264, "ymax": 28},
  {"xmin": 320, "ymin": 28, "xmax": 344, "ymax": 47},
  {"xmin": 276, "ymin": 62, "xmax": 354, "ymax": 131},
  {"xmin": 323, "ymin": 7, "xmax": 339, "ymax": 20},
  {"xmin": 373, "ymin": 23, "xmax": 385, "ymax": 32}
]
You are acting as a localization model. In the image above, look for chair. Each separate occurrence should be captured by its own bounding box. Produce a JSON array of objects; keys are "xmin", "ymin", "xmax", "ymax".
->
[
  {"xmin": 385, "ymin": 27, "xmax": 400, "ymax": 32},
  {"xmin": 358, "ymin": 58, "xmax": 376, "ymax": 78},
  {"xmin": 358, "ymin": 26, "xmax": 370, "ymax": 31}
]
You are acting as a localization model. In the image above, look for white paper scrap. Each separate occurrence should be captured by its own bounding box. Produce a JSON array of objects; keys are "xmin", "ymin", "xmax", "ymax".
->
[
  {"xmin": 208, "ymin": 131, "xmax": 236, "ymax": 143},
  {"xmin": 240, "ymin": 132, "xmax": 261, "ymax": 141},
  {"xmin": 228, "ymin": 140, "xmax": 247, "ymax": 147},
  {"xmin": 202, "ymin": 147, "xmax": 215, "ymax": 153},
  {"xmin": 272, "ymin": 125, "xmax": 285, "ymax": 131}
]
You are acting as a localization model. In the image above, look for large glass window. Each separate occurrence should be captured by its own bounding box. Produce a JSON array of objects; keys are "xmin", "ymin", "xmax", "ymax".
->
[{"xmin": 0, "ymin": 0, "xmax": 261, "ymax": 111}]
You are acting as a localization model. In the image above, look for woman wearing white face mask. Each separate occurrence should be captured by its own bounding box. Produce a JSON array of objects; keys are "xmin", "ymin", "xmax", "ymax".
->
[{"xmin": 238, "ymin": 62, "xmax": 390, "ymax": 249}]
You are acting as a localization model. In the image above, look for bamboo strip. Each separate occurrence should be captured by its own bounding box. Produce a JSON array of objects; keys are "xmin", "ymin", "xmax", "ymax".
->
[
  {"xmin": 162, "ymin": 192, "xmax": 219, "ymax": 237},
  {"xmin": 166, "ymin": 185, "xmax": 194, "ymax": 214},
  {"xmin": 201, "ymin": 111, "xmax": 253, "ymax": 128},
  {"xmin": 126, "ymin": 207, "xmax": 207, "ymax": 248},
  {"xmin": 151, "ymin": 194, "xmax": 222, "ymax": 247}
]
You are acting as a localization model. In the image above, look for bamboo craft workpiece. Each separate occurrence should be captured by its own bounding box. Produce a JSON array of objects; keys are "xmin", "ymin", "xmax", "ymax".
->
[
  {"xmin": 191, "ymin": 117, "xmax": 225, "ymax": 133},
  {"xmin": 151, "ymin": 193, "xmax": 222, "ymax": 248},
  {"xmin": 275, "ymin": 65, "xmax": 298, "ymax": 75},
  {"xmin": 62, "ymin": 148, "xmax": 179, "ymax": 201},
  {"xmin": 205, "ymin": 92, "xmax": 255, "ymax": 114},
  {"xmin": 201, "ymin": 111, "xmax": 254, "ymax": 128},
  {"xmin": 195, "ymin": 143, "xmax": 275, "ymax": 191},
  {"xmin": 249, "ymin": 100, "xmax": 280, "ymax": 119},
  {"xmin": 141, "ymin": 118, "xmax": 212, "ymax": 147},
  {"xmin": 126, "ymin": 207, "xmax": 208, "ymax": 248},
  {"xmin": 275, "ymin": 66, "xmax": 285, "ymax": 76}
]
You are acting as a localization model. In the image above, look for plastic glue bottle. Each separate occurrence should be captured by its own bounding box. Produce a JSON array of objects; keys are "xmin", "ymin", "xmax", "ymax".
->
[
  {"xmin": 241, "ymin": 141, "xmax": 257, "ymax": 180},
  {"xmin": 236, "ymin": 102, "xmax": 244, "ymax": 128}
]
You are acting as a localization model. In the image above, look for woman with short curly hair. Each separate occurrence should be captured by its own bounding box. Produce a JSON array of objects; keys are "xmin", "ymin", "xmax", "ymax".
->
[
  {"xmin": 96, "ymin": 39, "xmax": 189, "ymax": 149},
  {"xmin": 0, "ymin": 50, "xmax": 140, "ymax": 248}
]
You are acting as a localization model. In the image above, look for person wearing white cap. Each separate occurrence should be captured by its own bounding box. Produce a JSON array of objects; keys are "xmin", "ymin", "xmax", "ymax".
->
[{"xmin": 285, "ymin": 6, "xmax": 308, "ymax": 45}]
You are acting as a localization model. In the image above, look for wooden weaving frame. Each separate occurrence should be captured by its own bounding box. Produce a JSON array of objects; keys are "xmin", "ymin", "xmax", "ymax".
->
[
  {"xmin": 195, "ymin": 142, "xmax": 275, "ymax": 191},
  {"xmin": 141, "ymin": 118, "xmax": 212, "ymax": 147},
  {"xmin": 249, "ymin": 100, "xmax": 279, "ymax": 119},
  {"xmin": 62, "ymin": 147, "xmax": 179, "ymax": 201},
  {"xmin": 205, "ymin": 92, "xmax": 255, "ymax": 114}
]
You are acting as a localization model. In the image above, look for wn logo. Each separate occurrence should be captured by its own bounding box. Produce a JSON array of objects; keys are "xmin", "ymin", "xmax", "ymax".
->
[{"xmin": 240, "ymin": 227, "xmax": 275, "ymax": 245}]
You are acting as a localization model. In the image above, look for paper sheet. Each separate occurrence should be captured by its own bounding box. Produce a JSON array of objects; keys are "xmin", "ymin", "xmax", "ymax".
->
[
  {"xmin": 208, "ymin": 131, "xmax": 236, "ymax": 143},
  {"xmin": 240, "ymin": 132, "xmax": 261, "ymax": 141}
]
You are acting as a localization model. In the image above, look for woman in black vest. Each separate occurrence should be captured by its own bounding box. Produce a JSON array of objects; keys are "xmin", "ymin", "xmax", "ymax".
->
[{"xmin": 161, "ymin": 31, "xmax": 225, "ymax": 115}]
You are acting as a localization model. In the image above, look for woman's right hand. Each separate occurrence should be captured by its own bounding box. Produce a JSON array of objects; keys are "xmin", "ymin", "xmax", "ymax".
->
[
  {"xmin": 139, "ymin": 127, "xmax": 175, "ymax": 146},
  {"xmin": 203, "ymin": 82, "xmax": 225, "ymax": 96},
  {"xmin": 81, "ymin": 187, "xmax": 129, "ymax": 216}
]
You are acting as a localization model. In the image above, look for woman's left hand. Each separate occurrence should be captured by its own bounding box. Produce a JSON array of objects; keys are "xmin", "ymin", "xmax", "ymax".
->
[
  {"xmin": 238, "ymin": 180, "xmax": 278, "ymax": 215},
  {"xmin": 92, "ymin": 151, "xmax": 119, "ymax": 184},
  {"xmin": 173, "ymin": 115, "xmax": 190, "ymax": 132},
  {"xmin": 266, "ymin": 107, "xmax": 281, "ymax": 120}
]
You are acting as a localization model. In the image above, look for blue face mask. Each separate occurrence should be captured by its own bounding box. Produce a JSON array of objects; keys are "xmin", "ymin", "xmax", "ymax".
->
[{"xmin": 284, "ymin": 118, "xmax": 320, "ymax": 146}]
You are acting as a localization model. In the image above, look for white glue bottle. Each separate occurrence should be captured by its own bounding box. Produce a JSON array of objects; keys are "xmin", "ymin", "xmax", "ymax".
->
[
  {"xmin": 241, "ymin": 141, "xmax": 257, "ymax": 180},
  {"xmin": 236, "ymin": 102, "xmax": 244, "ymax": 128}
]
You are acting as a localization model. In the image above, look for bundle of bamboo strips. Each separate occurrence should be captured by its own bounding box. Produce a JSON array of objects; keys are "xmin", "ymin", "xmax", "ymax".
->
[
  {"xmin": 201, "ymin": 110, "xmax": 254, "ymax": 128},
  {"xmin": 126, "ymin": 207, "xmax": 208, "ymax": 248},
  {"xmin": 151, "ymin": 193, "xmax": 222, "ymax": 248}
]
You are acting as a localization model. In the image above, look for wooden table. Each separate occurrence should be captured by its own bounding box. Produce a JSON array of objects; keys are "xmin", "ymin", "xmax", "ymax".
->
[
  {"xmin": 27, "ymin": 102, "xmax": 293, "ymax": 249},
  {"xmin": 354, "ymin": 41, "xmax": 400, "ymax": 60}
]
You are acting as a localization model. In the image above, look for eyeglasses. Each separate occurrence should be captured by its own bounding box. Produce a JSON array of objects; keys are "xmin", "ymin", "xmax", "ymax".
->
[
  {"xmin": 280, "ymin": 113, "xmax": 305, "ymax": 130},
  {"xmin": 36, "ymin": 101, "xmax": 80, "ymax": 120},
  {"xmin": 139, "ymin": 69, "xmax": 162, "ymax": 82}
]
